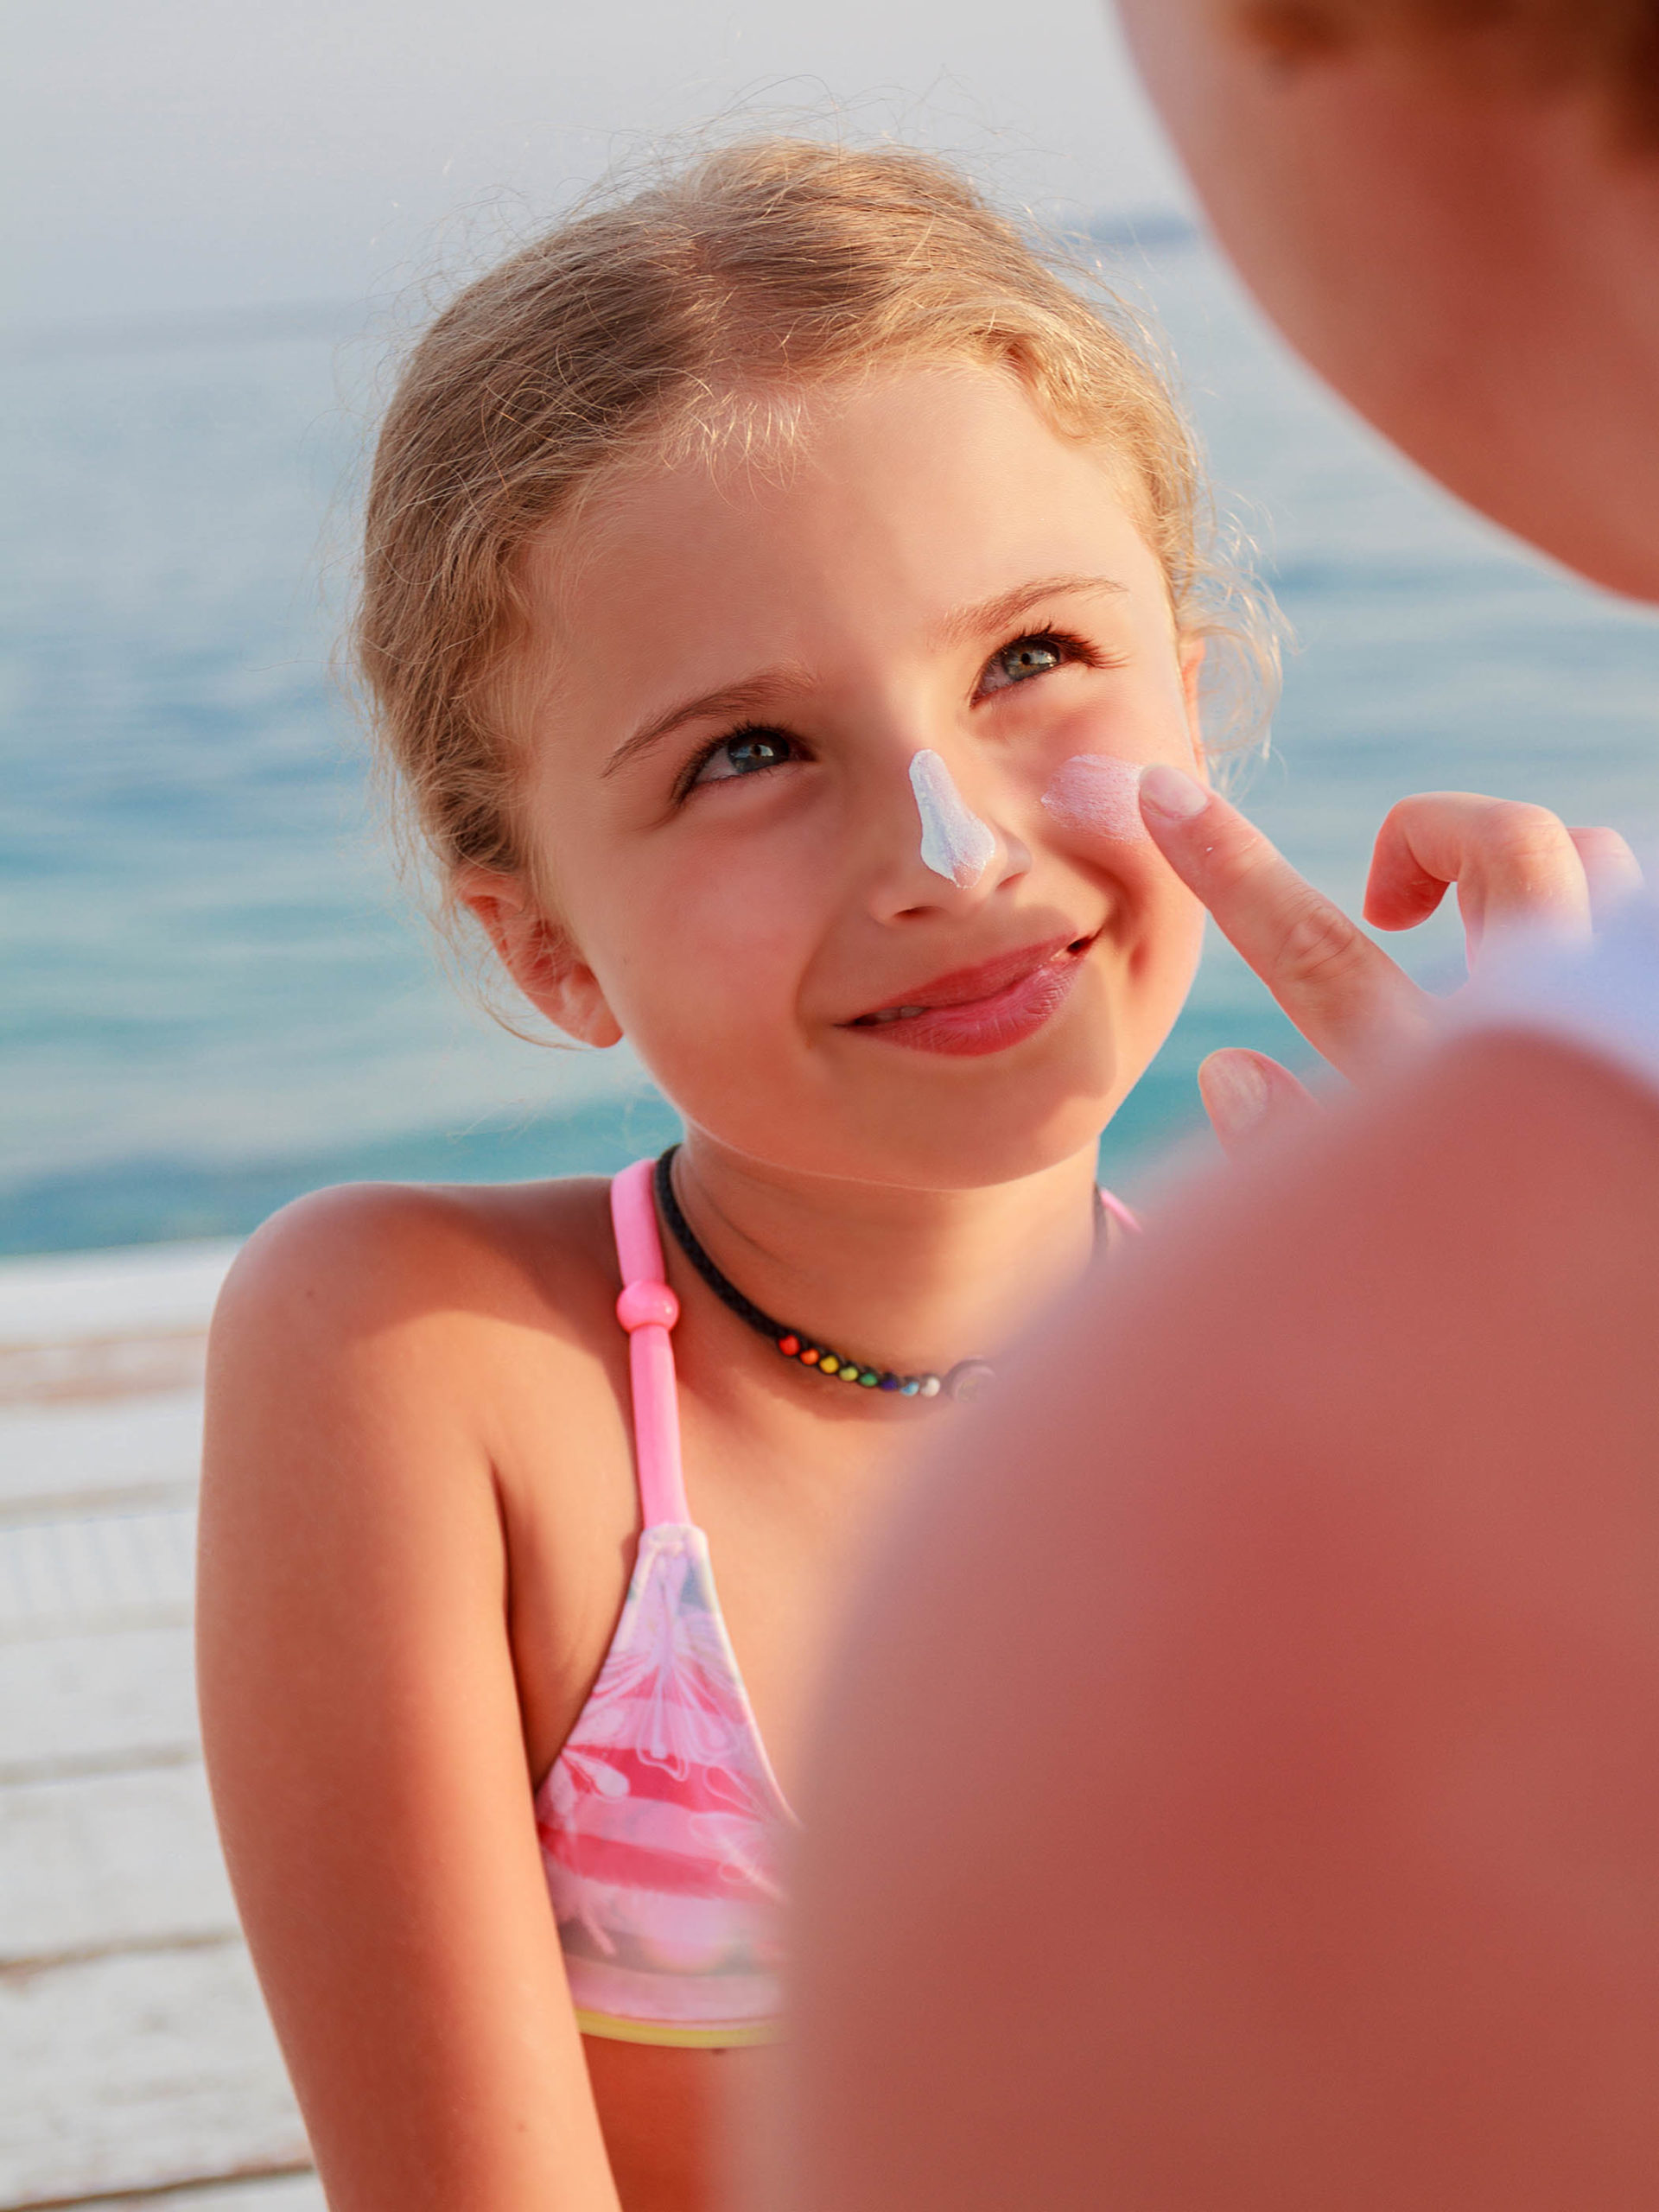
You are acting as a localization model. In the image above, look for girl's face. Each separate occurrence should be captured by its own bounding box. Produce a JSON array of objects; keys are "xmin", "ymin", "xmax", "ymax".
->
[{"xmin": 491, "ymin": 365, "xmax": 1207, "ymax": 1191}]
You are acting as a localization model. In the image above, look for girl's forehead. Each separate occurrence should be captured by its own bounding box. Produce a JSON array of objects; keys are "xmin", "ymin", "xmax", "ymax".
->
[{"xmin": 531, "ymin": 364, "xmax": 1164, "ymax": 648}]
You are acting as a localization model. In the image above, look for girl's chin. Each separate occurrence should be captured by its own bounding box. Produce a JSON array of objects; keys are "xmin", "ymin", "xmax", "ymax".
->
[
  {"xmin": 645, "ymin": 1014, "xmax": 1154, "ymax": 1192},
  {"xmin": 679, "ymin": 1091, "xmax": 1126, "ymax": 1195}
]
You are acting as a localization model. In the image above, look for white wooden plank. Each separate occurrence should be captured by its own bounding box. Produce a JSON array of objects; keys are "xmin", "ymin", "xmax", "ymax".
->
[
  {"xmin": 0, "ymin": 1391, "xmax": 203, "ymax": 1514},
  {"xmin": 0, "ymin": 1626, "xmax": 197, "ymax": 1774},
  {"xmin": 0, "ymin": 1335, "xmax": 207, "ymax": 1411},
  {"xmin": 0, "ymin": 1764, "xmax": 236, "ymax": 1963},
  {"xmin": 85, "ymin": 2176, "xmax": 324, "ymax": 2211},
  {"xmin": 0, "ymin": 1510, "xmax": 194, "ymax": 1641},
  {"xmin": 0, "ymin": 1244, "xmax": 237, "ymax": 1349},
  {"xmin": 0, "ymin": 1942, "xmax": 309, "ymax": 2206}
]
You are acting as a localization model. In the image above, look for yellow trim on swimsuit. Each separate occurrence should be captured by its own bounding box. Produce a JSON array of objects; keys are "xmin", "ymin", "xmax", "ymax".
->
[{"xmin": 575, "ymin": 2007, "xmax": 780, "ymax": 2049}]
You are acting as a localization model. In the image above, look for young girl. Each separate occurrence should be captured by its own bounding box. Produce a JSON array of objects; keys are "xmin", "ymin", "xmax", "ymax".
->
[{"xmin": 196, "ymin": 138, "xmax": 1605, "ymax": 2212}]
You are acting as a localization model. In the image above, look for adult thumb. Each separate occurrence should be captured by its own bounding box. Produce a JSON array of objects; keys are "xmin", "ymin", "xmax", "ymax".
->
[{"xmin": 1198, "ymin": 1049, "xmax": 1321, "ymax": 1162}]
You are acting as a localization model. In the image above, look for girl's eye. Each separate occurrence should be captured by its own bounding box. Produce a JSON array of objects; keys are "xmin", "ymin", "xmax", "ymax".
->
[
  {"xmin": 978, "ymin": 632, "xmax": 1072, "ymax": 698},
  {"xmin": 689, "ymin": 728, "xmax": 798, "ymax": 788}
]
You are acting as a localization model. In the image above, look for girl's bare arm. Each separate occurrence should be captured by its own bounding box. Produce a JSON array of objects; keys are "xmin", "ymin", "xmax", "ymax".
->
[{"xmin": 198, "ymin": 1186, "xmax": 621, "ymax": 2212}]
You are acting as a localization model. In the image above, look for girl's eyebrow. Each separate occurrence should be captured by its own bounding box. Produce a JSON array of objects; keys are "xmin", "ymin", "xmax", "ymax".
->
[
  {"xmin": 603, "ymin": 665, "xmax": 812, "ymax": 779},
  {"xmin": 934, "ymin": 572, "xmax": 1130, "ymax": 649}
]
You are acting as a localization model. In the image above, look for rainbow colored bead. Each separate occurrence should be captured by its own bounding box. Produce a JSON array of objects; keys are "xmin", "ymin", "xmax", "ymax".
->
[{"xmin": 774, "ymin": 1329, "xmax": 942, "ymax": 1401}]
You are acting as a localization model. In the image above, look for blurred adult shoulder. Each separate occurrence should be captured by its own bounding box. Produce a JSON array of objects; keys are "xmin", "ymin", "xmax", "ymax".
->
[{"xmin": 784, "ymin": 1024, "xmax": 1659, "ymax": 2209}]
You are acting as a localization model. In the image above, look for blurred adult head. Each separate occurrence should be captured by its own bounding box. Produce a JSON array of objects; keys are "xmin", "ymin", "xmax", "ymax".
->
[{"xmin": 1116, "ymin": 0, "xmax": 1659, "ymax": 599}]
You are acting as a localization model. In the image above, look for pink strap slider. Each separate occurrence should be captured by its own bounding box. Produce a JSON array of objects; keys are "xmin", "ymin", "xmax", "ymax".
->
[{"xmin": 616, "ymin": 1280, "xmax": 680, "ymax": 1334}]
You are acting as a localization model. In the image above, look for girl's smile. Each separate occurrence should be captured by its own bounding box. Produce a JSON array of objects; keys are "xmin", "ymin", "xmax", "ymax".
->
[
  {"xmin": 492, "ymin": 361, "xmax": 1209, "ymax": 1189},
  {"xmin": 842, "ymin": 931, "xmax": 1096, "ymax": 1057}
]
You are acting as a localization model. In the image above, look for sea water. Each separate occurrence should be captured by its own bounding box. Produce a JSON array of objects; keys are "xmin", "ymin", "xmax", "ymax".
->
[{"xmin": 3, "ymin": 244, "xmax": 1656, "ymax": 1255}]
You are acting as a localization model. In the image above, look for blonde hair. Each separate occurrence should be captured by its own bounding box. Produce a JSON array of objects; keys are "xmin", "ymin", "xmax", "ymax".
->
[{"xmin": 356, "ymin": 137, "xmax": 1278, "ymax": 893}]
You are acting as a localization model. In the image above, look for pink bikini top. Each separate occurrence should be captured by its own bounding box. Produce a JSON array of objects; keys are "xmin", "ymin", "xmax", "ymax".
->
[
  {"xmin": 534, "ymin": 1156, "xmax": 1141, "ymax": 2050},
  {"xmin": 533, "ymin": 1159, "xmax": 793, "ymax": 2049}
]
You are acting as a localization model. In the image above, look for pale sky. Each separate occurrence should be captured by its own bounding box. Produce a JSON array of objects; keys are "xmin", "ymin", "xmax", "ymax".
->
[{"xmin": 3, "ymin": 0, "xmax": 1188, "ymax": 329}]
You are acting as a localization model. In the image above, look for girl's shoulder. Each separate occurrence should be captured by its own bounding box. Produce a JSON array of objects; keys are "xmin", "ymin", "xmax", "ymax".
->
[
  {"xmin": 219, "ymin": 1170, "xmax": 616, "ymax": 1315},
  {"xmin": 200, "ymin": 1175, "xmax": 653, "ymax": 1797},
  {"xmin": 207, "ymin": 1173, "xmax": 628, "ymax": 1435}
]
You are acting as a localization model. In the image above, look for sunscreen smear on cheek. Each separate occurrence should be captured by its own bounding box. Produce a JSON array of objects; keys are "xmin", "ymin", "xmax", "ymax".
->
[
  {"xmin": 1041, "ymin": 754, "xmax": 1149, "ymax": 844},
  {"xmin": 910, "ymin": 750, "xmax": 997, "ymax": 888}
]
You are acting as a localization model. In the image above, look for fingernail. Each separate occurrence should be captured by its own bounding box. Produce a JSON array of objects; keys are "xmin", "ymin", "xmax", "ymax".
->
[
  {"xmin": 1138, "ymin": 761, "xmax": 1209, "ymax": 825},
  {"xmin": 1198, "ymin": 1053, "xmax": 1269, "ymax": 1136}
]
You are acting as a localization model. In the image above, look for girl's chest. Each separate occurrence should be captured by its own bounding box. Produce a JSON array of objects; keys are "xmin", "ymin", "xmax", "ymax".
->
[{"xmin": 503, "ymin": 1379, "xmax": 900, "ymax": 1806}]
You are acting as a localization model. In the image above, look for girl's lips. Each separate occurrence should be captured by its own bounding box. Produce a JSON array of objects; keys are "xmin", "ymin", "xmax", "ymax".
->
[{"xmin": 842, "ymin": 936, "xmax": 1091, "ymax": 1058}]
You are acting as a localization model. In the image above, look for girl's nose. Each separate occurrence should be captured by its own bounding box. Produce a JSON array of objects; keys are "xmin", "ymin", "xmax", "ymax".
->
[
  {"xmin": 873, "ymin": 748, "xmax": 1030, "ymax": 919},
  {"xmin": 912, "ymin": 750, "xmax": 995, "ymax": 887}
]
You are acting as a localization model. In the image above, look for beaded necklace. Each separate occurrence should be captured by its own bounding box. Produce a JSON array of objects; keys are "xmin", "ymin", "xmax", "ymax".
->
[{"xmin": 652, "ymin": 1146, "xmax": 1106, "ymax": 1405}]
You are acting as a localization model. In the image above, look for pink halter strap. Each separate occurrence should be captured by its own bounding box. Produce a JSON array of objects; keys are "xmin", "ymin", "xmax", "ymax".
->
[
  {"xmin": 1097, "ymin": 1185, "xmax": 1141, "ymax": 1237},
  {"xmin": 610, "ymin": 1158, "xmax": 691, "ymax": 1529}
]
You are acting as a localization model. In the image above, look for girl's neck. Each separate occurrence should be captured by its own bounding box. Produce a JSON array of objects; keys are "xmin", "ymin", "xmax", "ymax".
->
[{"xmin": 667, "ymin": 1135, "xmax": 1105, "ymax": 1382}]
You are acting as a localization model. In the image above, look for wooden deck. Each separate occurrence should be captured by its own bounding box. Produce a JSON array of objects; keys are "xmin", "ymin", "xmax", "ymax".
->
[{"xmin": 0, "ymin": 1243, "xmax": 325, "ymax": 2211}]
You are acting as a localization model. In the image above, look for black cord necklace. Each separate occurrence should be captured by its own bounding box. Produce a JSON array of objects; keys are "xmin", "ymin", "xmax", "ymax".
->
[{"xmin": 653, "ymin": 1145, "xmax": 1104, "ymax": 1405}]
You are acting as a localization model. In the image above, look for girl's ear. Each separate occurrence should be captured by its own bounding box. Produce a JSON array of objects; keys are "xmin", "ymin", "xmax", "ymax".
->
[
  {"xmin": 455, "ymin": 868, "xmax": 624, "ymax": 1048},
  {"xmin": 1179, "ymin": 635, "xmax": 1207, "ymax": 768}
]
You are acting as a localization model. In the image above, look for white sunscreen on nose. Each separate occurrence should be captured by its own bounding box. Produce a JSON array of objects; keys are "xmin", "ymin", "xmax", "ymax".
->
[
  {"xmin": 910, "ymin": 750, "xmax": 997, "ymax": 888},
  {"xmin": 1040, "ymin": 754, "xmax": 1150, "ymax": 844}
]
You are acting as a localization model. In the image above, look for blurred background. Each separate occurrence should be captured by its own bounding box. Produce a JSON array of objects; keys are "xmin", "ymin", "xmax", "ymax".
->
[{"xmin": 3, "ymin": 5, "xmax": 1657, "ymax": 2207}]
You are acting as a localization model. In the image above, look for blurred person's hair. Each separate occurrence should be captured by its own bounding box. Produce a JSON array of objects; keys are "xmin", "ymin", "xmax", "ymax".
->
[
  {"xmin": 1237, "ymin": 1, "xmax": 1659, "ymax": 146},
  {"xmin": 353, "ymin": 136, "xmax": 1279, "ymax": 914}
]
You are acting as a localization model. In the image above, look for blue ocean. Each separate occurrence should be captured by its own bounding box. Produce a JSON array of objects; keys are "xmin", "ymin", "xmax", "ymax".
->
[{"xmin": 3, "ymin": 238, "xmax": 1657, "ymax": 1256}]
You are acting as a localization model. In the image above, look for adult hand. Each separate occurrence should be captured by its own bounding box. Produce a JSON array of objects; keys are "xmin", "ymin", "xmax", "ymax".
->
[{"xmin": 1137, "ymin": 764, "xmax": 1643, "ymax": 1159}]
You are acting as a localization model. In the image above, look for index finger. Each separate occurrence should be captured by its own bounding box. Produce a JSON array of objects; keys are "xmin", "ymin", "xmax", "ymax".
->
[{"xmin": 1139, "ymin": 762, "xmax": 1431, "ymax": 1077}]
